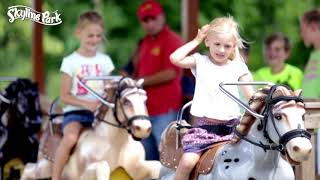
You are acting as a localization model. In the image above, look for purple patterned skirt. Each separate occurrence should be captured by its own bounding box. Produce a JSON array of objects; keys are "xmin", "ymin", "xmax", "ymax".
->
[{"xmin": 182, "ymin": 117, "xmax": 239, "ymax": 153}]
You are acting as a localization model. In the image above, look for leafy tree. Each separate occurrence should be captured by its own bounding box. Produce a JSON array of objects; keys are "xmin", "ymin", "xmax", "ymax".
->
[{"xmin": 0, "ymin": 0, "xmax": 319, "ymax": 98}]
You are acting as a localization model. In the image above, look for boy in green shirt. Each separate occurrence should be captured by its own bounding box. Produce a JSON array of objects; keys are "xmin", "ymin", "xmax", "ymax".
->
[
  {"xmin": 254, "ymin": 32, "xmax": 303, "ymax": 90},
  {"xmin": 300, "ymin": 9, "xmax": 320, "ymax": 176},
  {"xmin": 300, "ymin": 8, "xmax": 320, "ymax": 98}
]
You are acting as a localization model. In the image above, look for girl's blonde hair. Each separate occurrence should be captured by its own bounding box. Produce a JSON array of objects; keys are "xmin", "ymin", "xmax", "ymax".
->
[
  {"xmin": 77, "ymin": 11, "xmax": 104, "ymax": 29},
  {"xmin": 207, "ymin": 16, "xmax": 245, "ymax": 61}
]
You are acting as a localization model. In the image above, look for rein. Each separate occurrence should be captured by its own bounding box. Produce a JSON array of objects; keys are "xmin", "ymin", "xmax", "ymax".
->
[
  {"xmin": 97, "ymin": 115, "xmax": 150, "ymax": 128},
  {"xmin": 234, "ymin": 129, "xmax": 285, "ymax": 152}
]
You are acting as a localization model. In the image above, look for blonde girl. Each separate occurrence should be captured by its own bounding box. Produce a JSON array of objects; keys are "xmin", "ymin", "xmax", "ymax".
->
[
  {"xmin": 170, "ymin": 16, "xmax": 254, "ymax": 180},
  {"xmin": 52, "ymin": 11, "xmax": 114, "ymax": 180}
]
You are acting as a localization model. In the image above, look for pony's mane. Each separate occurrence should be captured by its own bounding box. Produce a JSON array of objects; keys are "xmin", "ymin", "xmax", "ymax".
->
[
  {"xmin": 117, "ymin": 78, "xmax": 139, "ymax": 94},
  {"xmin": 236, "ymin": 85, "xmax": 295, "ymax": 135},
  {"xmin": 96, "ymin": 80, "xmax": 116, "ymax": 120},
  {"xmin": 95, "ymin": 78, "xmax": 139, "ymax": 120}
]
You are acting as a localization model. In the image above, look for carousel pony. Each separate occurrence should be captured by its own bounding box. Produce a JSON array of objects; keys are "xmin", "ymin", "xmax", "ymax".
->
[
  {"xmin": 0, "ymin": 78, "xmax": 42, "ymax": 179},
  {"xmin": 159, "ymin": 83, "xmax": 312, "ymax": 180},
  {"xmin": 21, "ymin": 77, "xmax": 161, "ymax": 180}
]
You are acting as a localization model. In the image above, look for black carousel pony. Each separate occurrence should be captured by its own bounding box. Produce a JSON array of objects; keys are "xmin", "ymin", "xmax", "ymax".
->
[{"xmin": 0, "ymin": 78, "xmax": 42, "ymax": 180}]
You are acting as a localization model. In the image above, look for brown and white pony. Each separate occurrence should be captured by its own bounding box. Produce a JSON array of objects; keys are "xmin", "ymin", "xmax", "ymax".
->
[
  {"xmin": 21, "ymin": 77, "xmax": 161, "ymax": 180},
  {"xmin": 159, "ymin": 84, "xmax": 312, "ymax": 180}
]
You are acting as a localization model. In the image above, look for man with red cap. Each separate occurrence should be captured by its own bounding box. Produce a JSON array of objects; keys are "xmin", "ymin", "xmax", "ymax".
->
[{"xmin": 135, "ymin": 0, "xmax": 184, "ymax": 160}]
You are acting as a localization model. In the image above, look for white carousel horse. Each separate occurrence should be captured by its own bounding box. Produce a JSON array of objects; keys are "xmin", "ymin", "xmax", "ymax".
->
[
  {"xmin": 21, "ymin": 77, "xmax": 161, "ymax": 180},
  {"xmin": 158, "ymin": 84, "xmax": 312, "ymax": 180}
]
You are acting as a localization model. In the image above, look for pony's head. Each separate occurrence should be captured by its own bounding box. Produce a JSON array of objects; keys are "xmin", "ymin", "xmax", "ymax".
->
[
  {"xmin": 0, "ymin": 79, "xmax": 42, "ymax": 132},
  {"xmin": 97, "ymin": 77, "xmax": 151, "ymax": 140},
  {"xmin": 237, "ymin": 85, "xmax": 312, "ymax": 164}
]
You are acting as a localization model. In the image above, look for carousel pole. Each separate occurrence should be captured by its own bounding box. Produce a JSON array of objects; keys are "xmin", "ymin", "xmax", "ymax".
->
[
  {"xmin": 181, "ymin": 0, "xmax": 199, "ymax": 108},
  {"xmin": 32, "ymin": 0, "xmax": 45, "ymax": 93},
  {"xmin": 182, "ymin": 0, "xmax": 199, "ymax": 42}
]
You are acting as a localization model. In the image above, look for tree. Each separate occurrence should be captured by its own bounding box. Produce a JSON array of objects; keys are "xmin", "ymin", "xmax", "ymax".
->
[{"xmin": 0, "ymin": 0, "xmax": 318, "ymax": 98}]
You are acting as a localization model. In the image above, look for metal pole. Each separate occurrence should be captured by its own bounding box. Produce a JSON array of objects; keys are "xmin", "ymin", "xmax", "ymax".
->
[
  {"xmin": 219, "ymin": 82, "xmax": 274, "ymax": 119},
  {"xmin": 182, "ymin": 0, "xmax": 199, "ymax": 41},
  {"xmin": 32, "ymin": 0, "xmax": 44, "ymax": 93}
]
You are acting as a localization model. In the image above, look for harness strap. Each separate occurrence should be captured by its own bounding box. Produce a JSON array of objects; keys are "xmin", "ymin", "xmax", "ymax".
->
[
  {"xmin": 127, "ymin": 115, "xmax": 150, "ymax": 126},
  {"xmin": 234, "ymin": 129, "xmax": 284, "ymax": 152},
  {"xmin": 105, "ymin": 115, "xmax": 150, "ymax": 129},
  {"xmin": 279, "ymin": 129, "xmax": 311, "ymax": 147},
  {"xmin": 176, "ymin": 123, "xmax": 192, "ymax": 130},
  {"xmin": 268, "ymin": 96, "xmax": 304, "ymax": 105},
  {"xmin": 113, "ymin": 96, "xmax": 124, "ymax": 127},
  {"xmin": 97, "ymin": 116, "xmax": 126, "ymax": 129}
]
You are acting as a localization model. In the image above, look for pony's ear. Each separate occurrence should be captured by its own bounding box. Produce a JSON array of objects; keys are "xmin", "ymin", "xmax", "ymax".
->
[
  {"xmin": 104, "ymin": 80, "xmax": 117, "ymax": 90},
  {"xmin": 4, "ymin": 82, "xmax": 18, "ymax": 100},
  {"xmin": 137, "ymin": 79, "xmax": 144, "ymax": 87},
  {"xmin": 294, "ymin": 89, "xmax": 302, "ymax": 97}
]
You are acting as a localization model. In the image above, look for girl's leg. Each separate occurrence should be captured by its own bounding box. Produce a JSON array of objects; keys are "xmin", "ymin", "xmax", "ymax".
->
[
  {"xmin": 174, "ymin": 152, "xmax": 201, "ymax": 180},
  {"xmin": 52, "ymin": 122, "xmax": 82, "ymax": 180}
]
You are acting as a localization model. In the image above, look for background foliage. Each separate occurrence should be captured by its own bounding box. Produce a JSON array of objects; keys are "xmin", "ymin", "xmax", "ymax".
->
[{"xmin": 0, "ymin": 0, "xmax": 320, "ymax": 98}]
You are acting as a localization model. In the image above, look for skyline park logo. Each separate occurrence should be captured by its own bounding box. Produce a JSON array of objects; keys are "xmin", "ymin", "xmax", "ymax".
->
[{"xmin": 7, "ymin": 5, "xmax": 62, "ymax": 25}]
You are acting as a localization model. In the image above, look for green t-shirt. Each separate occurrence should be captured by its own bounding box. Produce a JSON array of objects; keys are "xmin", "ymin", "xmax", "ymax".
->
[
  {"xmin": 254, "ymin": 63, "xmax": 303, "ymax": 90},
  {"xmin": 302, "ymin": 50, "xmax": 320, "ymax": 98}
]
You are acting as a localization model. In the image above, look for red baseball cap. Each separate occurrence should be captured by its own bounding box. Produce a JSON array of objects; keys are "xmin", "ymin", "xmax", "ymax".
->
[{"xmin": 137, "ymin": 0, "xmax": 163, "ymax": 21}]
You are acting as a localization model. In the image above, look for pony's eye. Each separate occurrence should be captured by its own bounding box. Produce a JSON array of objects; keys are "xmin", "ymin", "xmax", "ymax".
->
[
  {"xmin": 274, "ymin": 114, "xmax": 282, "ymax": 120},
  {"xmin": 123, "ymin": 99, "xmax": 131, "ymax": 106}
]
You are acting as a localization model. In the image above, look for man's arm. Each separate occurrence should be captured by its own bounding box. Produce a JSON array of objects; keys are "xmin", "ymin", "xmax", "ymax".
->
[{"xmin": 142, "ymin": 68, "xmax": 177, "ymax": 87}]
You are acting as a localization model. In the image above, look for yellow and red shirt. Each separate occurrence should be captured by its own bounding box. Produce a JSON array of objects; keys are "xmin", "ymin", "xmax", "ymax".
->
[{"xmin": 136, "ymin": 26, "xmax": 183, "ymax": 115}]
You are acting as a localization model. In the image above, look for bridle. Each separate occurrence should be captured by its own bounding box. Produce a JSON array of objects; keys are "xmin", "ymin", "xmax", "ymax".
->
[
  {"xmin": 234, "ymin": 85, "xmax": 311, "ymax": 155},
  {"xmin": 78, "ymin": 77, "xmax": 151, "ymax": 141}
]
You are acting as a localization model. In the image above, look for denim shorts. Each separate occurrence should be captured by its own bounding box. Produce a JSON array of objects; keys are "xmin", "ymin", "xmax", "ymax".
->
[{"xmin": 62, "ymin": 110, "xmax": 94, "ymax": 129}]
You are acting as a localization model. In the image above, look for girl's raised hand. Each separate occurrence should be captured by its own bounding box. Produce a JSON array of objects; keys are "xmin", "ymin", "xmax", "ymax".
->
[{"xmin": 195, "ymin": 24, "xmax": 210, "ymax": 43}]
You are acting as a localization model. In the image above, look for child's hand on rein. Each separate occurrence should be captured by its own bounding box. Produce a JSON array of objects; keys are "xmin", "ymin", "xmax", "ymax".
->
[
  {"xmin": 231, "ymin": 135, "xmax": 241, "ymax": 144},
  {"xmin": 86, "ymin": 100, "xmax": 101, "ymax": 112},
  {"xmin": 195, "ymin": 24, "xmax": 210, "ymax": 44}
]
